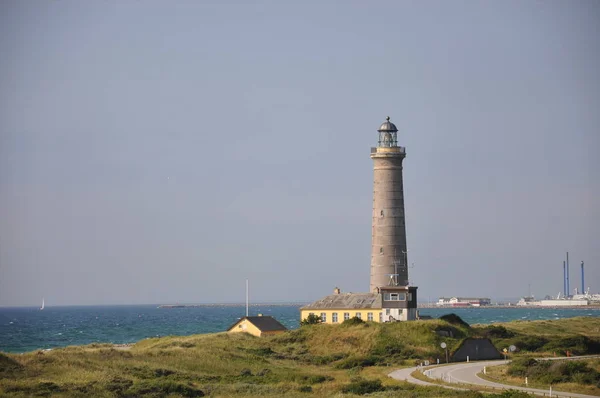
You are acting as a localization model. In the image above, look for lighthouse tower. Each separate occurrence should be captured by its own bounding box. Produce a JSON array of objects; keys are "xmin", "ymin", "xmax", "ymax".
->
[{"xmin": 370, "ymin": 117, "xmax": 417, "ymax": 321}]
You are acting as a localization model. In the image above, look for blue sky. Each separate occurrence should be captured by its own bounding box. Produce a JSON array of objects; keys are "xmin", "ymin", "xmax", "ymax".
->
[{"xmin": 1, "ymin": 1, "xmax": 598, "ymax": 306}]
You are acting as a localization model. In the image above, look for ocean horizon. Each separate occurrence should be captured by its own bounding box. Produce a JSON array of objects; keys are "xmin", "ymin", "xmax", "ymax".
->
[{"xmin": 2, "ymin": 304, "xmax": 599, "ymax": 353}]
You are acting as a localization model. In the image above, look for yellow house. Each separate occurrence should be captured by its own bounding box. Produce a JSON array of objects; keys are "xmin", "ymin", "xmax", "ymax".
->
[
  {"xmin": 227, "ymin": 315, "xmax": 287, "ymax": 337},
  {"xmin": 300, "ymin": 287, "xmax": 418, "ymax": 324}
]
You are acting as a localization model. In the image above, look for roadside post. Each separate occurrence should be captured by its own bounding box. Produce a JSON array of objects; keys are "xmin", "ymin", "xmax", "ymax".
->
[
  {"xmin": 503, "ymin": 348, "xmax": 508, "ymax": 360},
  {"xmin": 441, "ymin": 342, "xmax": 448, "ymax": 363}
]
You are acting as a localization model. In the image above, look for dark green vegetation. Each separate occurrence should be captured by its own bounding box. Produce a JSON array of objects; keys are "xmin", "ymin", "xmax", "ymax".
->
[
  {"xmin": 508, "ymin": 357, "xmax": 600, "ymax": 387},
  {"xmin": 1, "ymin": 316, "xmax": 599, "ymax": 397}
]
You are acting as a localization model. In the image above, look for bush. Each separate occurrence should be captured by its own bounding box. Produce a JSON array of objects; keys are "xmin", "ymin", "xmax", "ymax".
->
[
  {"xmin": 512, "ymin": 336, "xmax": 548, "ymax": 352},
  {"xmin": 125, "ymin": 380, "xmax": 204, "ymax": 397},
  {"xmin": 341, "ymin": 316, "xmax": 365, "ymax": 326},
  {"xmin": 334, "ymin": 355, "xmax": 380, "ymax": 369},
  {"xmin": 341, "ymin": 378, "xmax": 384, "ymax": 395},
  {"xmin": 492, "ymin": 390, "xmax": 535, "ymax": 398},
  {"xmin": 298, "ymin": 385, "xmax": 312, "ymax": 393},
  {"xmin": 506, "ymin": 358, "xmax": 537, "ymax": 376},
  {"xmin": 483, "ymin": 325, "xmax": 515, "ymax": 338},
  {"xmin": 543, "ymin": 335, "xmax": 600, "ymax": 355},
  {"xmin": 300, "ymin": 314, "xmax": 322, "ymax": 326},
  {"xmin": 508, "ymin": 358, "xmax": 600, "ymax": 386}
]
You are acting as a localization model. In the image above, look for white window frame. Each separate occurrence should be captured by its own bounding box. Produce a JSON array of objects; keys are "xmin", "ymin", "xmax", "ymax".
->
[
  {"xmin": 344, "ymin": 312, "xmax": 350, "ymax": 320},
  {"xmin": 320, "ymin": 312, "xmax": 327, "ymax": 323},
  {"xmin": 367, "ymin": 312, "xmax": 373, "ymax": 321},
  {"xmin": 355, "ymin": 312, "xmax": 361, "ymax": 319},
  {"xmin": 332, "ymin": 313, "xmax": 338, "ymax": 323}
]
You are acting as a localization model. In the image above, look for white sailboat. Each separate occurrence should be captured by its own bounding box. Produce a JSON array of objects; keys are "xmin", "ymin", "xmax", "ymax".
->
[{"xmin": 40, "ymin": 298, "xmax": 45, "ymax": 311}]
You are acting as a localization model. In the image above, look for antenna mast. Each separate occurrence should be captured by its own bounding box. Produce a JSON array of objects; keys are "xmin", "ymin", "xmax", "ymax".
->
[{"xmin": 245, "ymin": 279, "xmax": 249, "ymax": 317}]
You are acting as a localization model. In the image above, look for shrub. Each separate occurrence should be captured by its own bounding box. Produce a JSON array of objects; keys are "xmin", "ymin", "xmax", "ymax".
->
[
  {"xmin": 543, "ymin": 335, "xmax": 600, "ymax": 355},
  {"xmin": 493, "ymin": 390, "xmax": 534, "ymax": 398},
  {"xmin": 341, "ymin": 378, "xmax": 384, "ymax": 395},
  {"xmin": 483, "ymin": 325, "xmax": 515, "ymax": 338},
  {"xmin": 334, "ymin": 355, "xmax": 380, "ymax": 369},
  {"xmin": 507, "ymin": 358, "xmax": 537, "ymax": 376},
  {"xmin": 239, "ymin": 368, "xmax": 252, "ymax": 376},
  {"xmin": 125, "ymin": 380, "xmax": 204, "ymax": 397},
  {"xmin": 298, "ymin": 385, "xmax": 312, "ymax": 393},
  {"xmin": 512, "ymin": 336, "xmax": 548, "ymax": 352},
  {"xmin": 106, "ymin": 377, "xmax": 133, "ymax": 394},
  {"xmin": 341, "ymin": 316, "xmax": 365, "ymax": 326},
  {"xmin": 0, "ymin": 353, "xmax": 23, "ymax": 377},
  {"xmin": 300, "ymin": 314, "xmax": 322, "ymax": 326}
]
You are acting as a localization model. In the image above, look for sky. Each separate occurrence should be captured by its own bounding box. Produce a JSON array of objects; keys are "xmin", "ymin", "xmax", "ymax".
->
[{"xmin": 1, "ymin": 1, "xmax": 598, "ymax": 306}]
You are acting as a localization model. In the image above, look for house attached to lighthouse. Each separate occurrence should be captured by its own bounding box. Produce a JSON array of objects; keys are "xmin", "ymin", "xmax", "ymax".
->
[{"xmin": 300, "ymin": 117, "xmax": 418, "ymax": 323}]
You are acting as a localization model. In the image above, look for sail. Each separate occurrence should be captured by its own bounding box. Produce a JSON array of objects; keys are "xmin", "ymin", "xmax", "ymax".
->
[{"xmin": 40, "ymin": 298, "xmax": 45, "ymax": 310}]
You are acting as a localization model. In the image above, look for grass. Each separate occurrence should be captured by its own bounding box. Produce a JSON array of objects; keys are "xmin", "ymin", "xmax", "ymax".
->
[{"xmin": 1, "ymin": 316, "xmax": 599, "ymax": 397}]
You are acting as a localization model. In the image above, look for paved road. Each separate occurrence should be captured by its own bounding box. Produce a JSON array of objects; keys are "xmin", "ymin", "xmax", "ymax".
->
[{"xmin": 390, "ymin": 359, "xmax": 600, "ymax": 398}]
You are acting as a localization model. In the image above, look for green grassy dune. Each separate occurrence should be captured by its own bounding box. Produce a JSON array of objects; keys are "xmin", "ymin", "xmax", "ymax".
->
[{"xmin": 1, "ymin": 316, "xmax": 599, "ymax": 397}]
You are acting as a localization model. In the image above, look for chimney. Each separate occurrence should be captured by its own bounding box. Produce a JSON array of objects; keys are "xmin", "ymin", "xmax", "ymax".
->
[{"xmin": 333, "ymin": 287, "xmax": 341, "ymax": 295}]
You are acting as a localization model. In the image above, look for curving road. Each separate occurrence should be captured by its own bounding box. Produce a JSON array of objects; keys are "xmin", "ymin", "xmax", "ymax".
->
[{"xmin": 390, "ymin": 359, "xmax": 600, "ymax": 398}]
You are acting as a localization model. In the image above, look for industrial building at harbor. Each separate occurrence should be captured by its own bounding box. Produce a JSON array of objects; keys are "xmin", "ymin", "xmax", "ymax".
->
[{"xmin": 301, "ymin": 117, "xmax": 418, "ymax": 323}]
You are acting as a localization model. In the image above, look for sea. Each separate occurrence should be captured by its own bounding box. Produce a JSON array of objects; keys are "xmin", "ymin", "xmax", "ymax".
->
[{"xmin": 1, "ymin": 304, "xmax": 599, "ymax": 353}]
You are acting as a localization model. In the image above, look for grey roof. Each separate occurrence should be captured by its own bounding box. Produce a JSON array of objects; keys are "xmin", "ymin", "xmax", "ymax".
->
[
  {"xmin": 301, "ymin": 293, "xmax": 382, "ymax": 310},
  {"xmin": 227, "ymin": 316, "xmax": 287, "ymax": 332},
  {"xmin": 377, "ymin": 116, "xmax": 398, "ymax": 133}
]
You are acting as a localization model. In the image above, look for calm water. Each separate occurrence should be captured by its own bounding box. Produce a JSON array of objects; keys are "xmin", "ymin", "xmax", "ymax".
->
[{"xmin": 1, "ymin": 304, "xmax": 599, "ymax": 353}]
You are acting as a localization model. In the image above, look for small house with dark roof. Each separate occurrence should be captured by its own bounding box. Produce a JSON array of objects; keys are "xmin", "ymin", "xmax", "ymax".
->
[{"xmin": 227, "ymin": 315, "xmax": 287, "ymax": 337}]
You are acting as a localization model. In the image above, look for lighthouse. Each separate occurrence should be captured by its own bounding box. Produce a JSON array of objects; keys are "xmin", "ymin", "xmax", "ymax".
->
[
  {"xmin": 300, "ymin": 117, "xmax": 418, "ymax": 323},
  {"xmin": 369, "ymin": 117, "xmax": 418, "ymax": 321},
  {"xmin": 370, "ymin": 117, "xmax": 409, "ymax": 291}
]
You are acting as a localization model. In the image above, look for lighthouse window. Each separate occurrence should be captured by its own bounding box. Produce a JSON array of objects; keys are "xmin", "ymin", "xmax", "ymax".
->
[
  {"xmin": 380, "ymin": 247, "xmax": 384, "ymax": 255},
  {"xmin": 390, "ymin": 293, "xmax": 399, "ymax": 301},
  {"xmin": 380, "ymin": 210, "xmax": 384, "ymax": 217}
]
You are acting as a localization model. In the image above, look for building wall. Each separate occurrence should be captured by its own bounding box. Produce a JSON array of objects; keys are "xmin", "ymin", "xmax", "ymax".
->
[
  {"xmin": 228, "ymin": 319, "xmax": 262, "ymax": 337},
  {"xmin": 370, "ymin": 148, "xmax": 408, "ymax": 292},
  {"xmin": 301, "ymin": 309, "xmax": 384, "ymax": 324}
]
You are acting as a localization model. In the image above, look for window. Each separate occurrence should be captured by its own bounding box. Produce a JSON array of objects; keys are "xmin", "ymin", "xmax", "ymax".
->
[
  {"xmin": 408, "ymin": 293, "xmax": 412, "ymax": 301},
  {"xmin": 332, "ymin": 313, "xmax": 338, "ymax": 323},
  {"xmin": 321, "ymin": 313, "xmax": 327, "ymax": 323},
  {"xmin": 355, "ymin": 312, "xmax": 361, "ymax": 319},
  {"xmin": 367, "ymin": 313, "xmax": 373, "ymax": 321},
  {"xmin": 344, "ymin": 312, "xmax": 350, "ymax": 321},
  {"xmin": 385, "ymin": 309, "xmax": 390, "ymax": 315},
  {"xmin": 385, "ymin": 292, "xmax": 407, "ymax": 301},
  {"xmin": 379, "ymin": 312, "xmax": 383, "ymax": 322},
  {"xmin": 380, "ymin": 210, "xmax": 384, "ymax": 217},
  {"xmin": 380, "ymin": 247, "xmax": 384, "ymax": 255}
]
